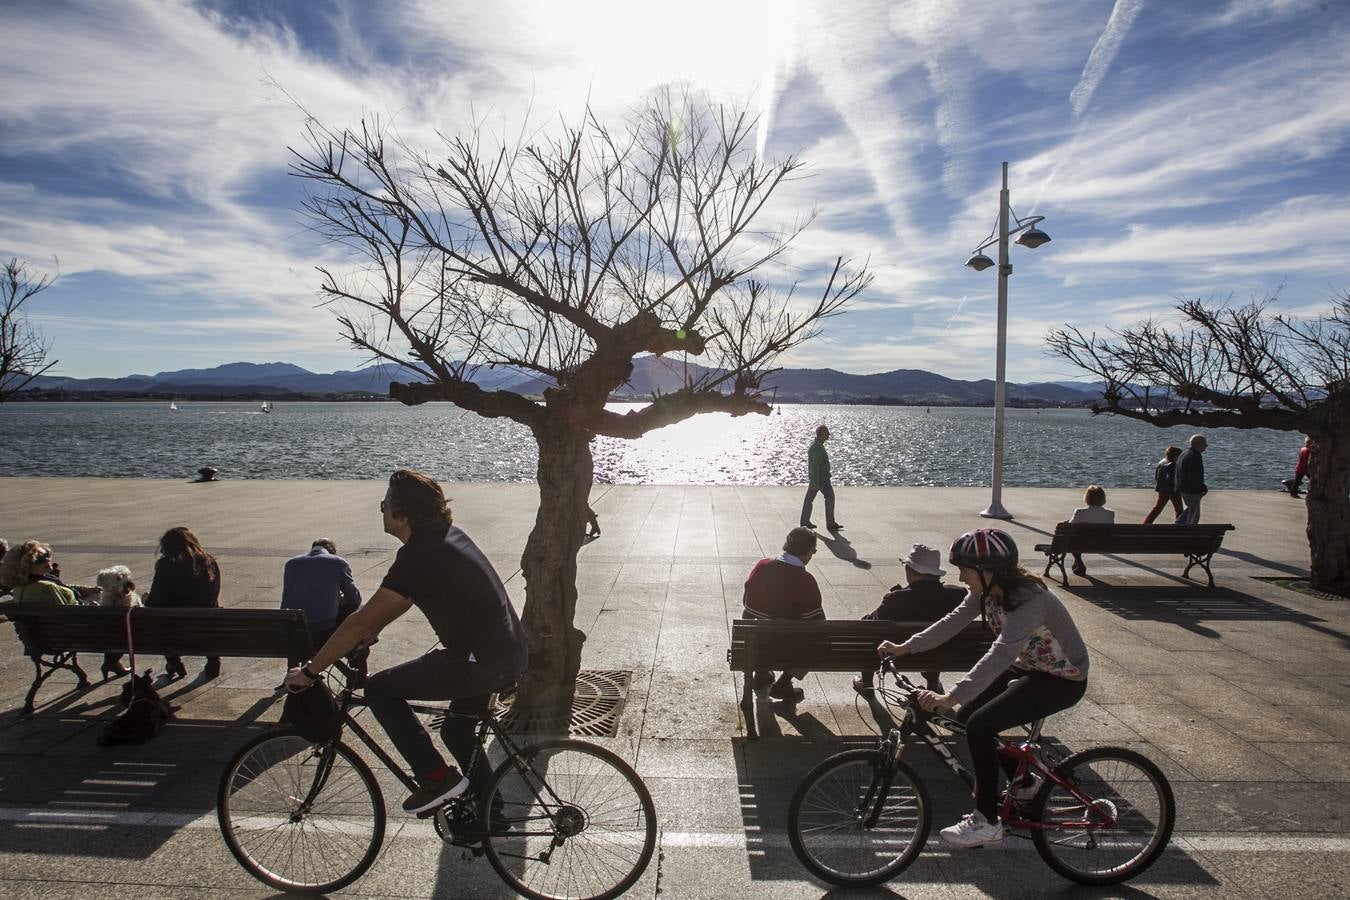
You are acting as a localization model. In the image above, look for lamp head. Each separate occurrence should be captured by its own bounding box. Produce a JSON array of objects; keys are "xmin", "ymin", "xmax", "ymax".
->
[
  {"xmin": 965, "ymin": 253, "xmax": 995, "ymax": 272},
  {"xmin": 1015, "ymin": 227, "xmax": 1051, "ymax": 249}
]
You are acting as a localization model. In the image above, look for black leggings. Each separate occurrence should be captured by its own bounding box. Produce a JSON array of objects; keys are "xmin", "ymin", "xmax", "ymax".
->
[{"xmin": 956, "ymin": 669, "xmax": 1087, "ymax": 823}]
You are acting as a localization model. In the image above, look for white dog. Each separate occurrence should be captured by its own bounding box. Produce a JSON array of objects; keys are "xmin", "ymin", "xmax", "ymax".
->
[{"xmin": 96, "ymin": 565, "xmax": 142, "ymax": 608}]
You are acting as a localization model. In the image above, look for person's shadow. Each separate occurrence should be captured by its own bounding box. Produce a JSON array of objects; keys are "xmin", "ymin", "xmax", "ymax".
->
[{"xmin": 819, "ymin": 532, "xmax": 871, "ymax": 569}]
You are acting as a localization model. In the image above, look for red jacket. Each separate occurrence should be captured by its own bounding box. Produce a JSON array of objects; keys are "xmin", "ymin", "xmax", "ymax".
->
[
  {"xmin": 1295, "ymin": 446, "xmax": 1310, "ymax": 478},
  {"xmin": 742, "ymin": 558, "xmax": 824, "ymax": 620}
]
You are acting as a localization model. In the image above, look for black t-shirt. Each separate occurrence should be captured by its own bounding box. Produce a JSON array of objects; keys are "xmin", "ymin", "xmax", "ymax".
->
[{"xmin": 380, "ymin": 526, "xmax": 527, "ymax": 668}]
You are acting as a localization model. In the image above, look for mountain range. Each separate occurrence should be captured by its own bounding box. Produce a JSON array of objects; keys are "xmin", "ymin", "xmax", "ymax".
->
[{"xmin": 20, "ymin": 358, "xmax": 1103, "ymax": 406}]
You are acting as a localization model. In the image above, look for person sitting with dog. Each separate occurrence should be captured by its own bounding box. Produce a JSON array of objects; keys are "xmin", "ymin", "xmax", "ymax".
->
[
  {"xmin": 281, "ymin": 538, "xmax": 362, "ymax": 663},
  {"xmin": 854, "ymin": 544, "xmax": 967, "ymax": 694},
  {"xmin": 0, "ymin": 541, "xmax": 98, "ymax": 605},
  {"xmin": 144, "ymin": 526, "xmax": 222, "ymax": 681},
  {"xmin": 743, "ymin": 526, "xmax": 826, "ymax": 703}
]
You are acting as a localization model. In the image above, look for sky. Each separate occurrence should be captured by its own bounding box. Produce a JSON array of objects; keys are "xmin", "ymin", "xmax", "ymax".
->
[{"xmin": 3, "ymin": 0, "xmax": 1349, "ymax": 383}]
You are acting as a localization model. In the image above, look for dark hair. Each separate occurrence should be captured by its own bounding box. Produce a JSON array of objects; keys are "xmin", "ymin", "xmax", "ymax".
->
[
  {"xmin": 311, "ymin": 538, "xmax": 337, "ymax": 554},
  {"xmin": 1084, "ymin": 485, "xmax": 1106, "ymax": 507},
  {"xmin": 988, "ymin": 567, "xmax": 1046, "ymax": 611},
  {"xmin": 387, "ymin": 468, "xmax": 453, "ymax": 534},
  {"xmin": 158, "ymin": 526, "xmax": 217, "ymax": 582},
  {"xmin": 783, "ymin": 527, "xmax": 818, "ymax": 558},
  {"xmin": 1163, "ymin": 445, "xmax": 1181, "ymax": 461}
]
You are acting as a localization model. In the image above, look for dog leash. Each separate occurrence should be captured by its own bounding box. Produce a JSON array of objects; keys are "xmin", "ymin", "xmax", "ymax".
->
[{"xmin": 124, "ymin": 606, "xmax": 137, "ymax": 675}]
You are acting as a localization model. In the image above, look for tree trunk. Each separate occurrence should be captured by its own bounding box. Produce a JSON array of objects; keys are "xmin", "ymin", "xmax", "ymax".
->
[
  {"xmin": 514, "ymin": 422, "xmax": 593, "ymax": 711},
  {"xmin": 1306, "ymin": 401, "xmax": 1350, "ymax": 596}
]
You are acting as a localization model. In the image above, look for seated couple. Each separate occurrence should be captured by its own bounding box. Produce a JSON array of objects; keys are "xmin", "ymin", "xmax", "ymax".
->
[{"xmin": 741, "ymin": 528, "xmax": 963, "ymax": 702}]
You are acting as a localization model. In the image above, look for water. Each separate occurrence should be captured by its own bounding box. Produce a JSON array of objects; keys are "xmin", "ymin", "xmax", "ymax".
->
[{"xmin": 0, "ymin": 401, "xmax": 1300, "ymax": 489}]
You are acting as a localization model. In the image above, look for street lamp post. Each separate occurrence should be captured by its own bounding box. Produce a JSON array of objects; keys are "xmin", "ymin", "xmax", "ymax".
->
[{"xmin": 964, "ymin": 161, "xmax": 1050, "ymax": 520}]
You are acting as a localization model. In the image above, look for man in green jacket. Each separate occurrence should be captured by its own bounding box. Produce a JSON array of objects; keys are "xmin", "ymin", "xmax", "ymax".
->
[{"xmin": 800, "ymin": 425, "xmax": 841, "ymax": 530}]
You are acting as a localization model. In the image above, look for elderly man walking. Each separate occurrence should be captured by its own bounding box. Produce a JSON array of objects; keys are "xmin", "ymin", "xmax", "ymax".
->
[{"xmin": 1174, "ymin": 435, "xmax": 1209, "ymax": 525}]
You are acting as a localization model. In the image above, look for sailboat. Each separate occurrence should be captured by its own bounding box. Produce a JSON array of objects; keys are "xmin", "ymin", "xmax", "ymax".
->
[
  {"xmin": 260, "ymin": 401, "xmax": 273, "ymax": 414},
  {"xmin": 169, "ymin": 401, "xmax": 178, "ymax": 411}
]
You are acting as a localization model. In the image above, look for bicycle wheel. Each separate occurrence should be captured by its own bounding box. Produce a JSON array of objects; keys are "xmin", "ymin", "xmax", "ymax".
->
[
  {"xmin": 788, "ymin": 748, "xmax": 931, "ymax": 887},
  {"xmin": 481, "ymin": 738, "xmax": 656, "ymax": 900},
  {"xmin": 1031, "ymin": 746, "xmax": 1175, "ymax": 885},
  {"xmin": 217, "ymin": 728, "xmax": 386, "ymax": 894}
]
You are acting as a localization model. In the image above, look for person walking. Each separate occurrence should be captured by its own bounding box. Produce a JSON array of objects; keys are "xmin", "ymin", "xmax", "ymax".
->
[
  {"xmin": 854, "ymin": 544, "xmax": 966, "ymax": 693},
  {"xmin": 742, "ymin": 527, "xmax": 825, "ymax": 702},
  {"xmin": 281, "ymin": 538, "xmax": 362, "ymax": 663},
  {"xmin": 1174, "ymin": 435, "xmax": 1208, "ymax": 525},
  {"xmin": 145, "ymin": 526, "xmax": 222, "ymax": 680},
  {"xmin": 800, "ymin": 425, "xmax": 840, "ymax": 530},
  {"xmin": 1142, "ymin": 446, "xmax": 1183, "ymax": 524},
  {"xmin": 1282, "ymin": 438, "xmax": 1311, "ymax": 498}
]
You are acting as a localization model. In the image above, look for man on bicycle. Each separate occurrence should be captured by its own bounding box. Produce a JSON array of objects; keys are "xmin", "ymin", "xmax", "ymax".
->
[
  {"xmin": 877, "ymin": 528, "xmax": 1089, "ymax": 848},
  {"xmin": 284, "ymin": 468, "xmax": 528, "ymax": 814}
]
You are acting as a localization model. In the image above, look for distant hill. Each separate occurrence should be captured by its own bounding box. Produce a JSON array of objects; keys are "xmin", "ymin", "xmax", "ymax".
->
[{"xmin": 19, "ymin": 357, "xmax": 1103, "ymax": 406}]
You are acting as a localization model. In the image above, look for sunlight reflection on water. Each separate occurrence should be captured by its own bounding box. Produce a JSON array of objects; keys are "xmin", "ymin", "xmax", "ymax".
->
[{"xmin": 0, "ymin": 401, "xmax": 1299, "ymax": 489}]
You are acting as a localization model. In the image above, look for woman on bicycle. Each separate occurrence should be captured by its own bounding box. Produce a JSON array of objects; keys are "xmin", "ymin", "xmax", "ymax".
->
[{"xmin": 877, "ymin": 528, "xmax": 1089, "ymax": 849}]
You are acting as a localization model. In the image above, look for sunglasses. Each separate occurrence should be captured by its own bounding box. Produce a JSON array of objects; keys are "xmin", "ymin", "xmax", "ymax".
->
[
  {"xmin": 34, "ymin": 551, "xmax": 52, "ymax": 563},
  {"xmin": 379, "ymin": 500, "xmax": 388, "ymax": 513}
]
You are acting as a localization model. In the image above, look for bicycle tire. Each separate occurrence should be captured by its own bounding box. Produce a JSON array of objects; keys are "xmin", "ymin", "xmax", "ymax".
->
[
  {"xmin": 217, "ymin": 727, "xmax": 386, "ymax": 894},
  {"xmin": 787, "ymin": 748, "xmax": 931, "ymax": 887},
  {"xmin": 480, "ymin": 738, "xmax": 656, "ymax": 900},
  {"xmin": 1031, "ymin": 745, "xmax": 1175, "ymax": 885}
]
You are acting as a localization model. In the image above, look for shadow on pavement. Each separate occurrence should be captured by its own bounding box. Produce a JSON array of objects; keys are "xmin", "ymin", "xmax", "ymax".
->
[
  {"xmin": 820, "ymin": 532, "xmax": 871, "ymax": 570},
  {"xmin": 1071, "ymin": 584, "xmax": 1350, "ymax": 647}
]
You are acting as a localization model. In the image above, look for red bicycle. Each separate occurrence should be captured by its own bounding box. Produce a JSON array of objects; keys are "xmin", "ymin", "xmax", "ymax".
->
[{"xmin": 787, "ymin": 659, "xmax": 1175, "ymax": 887}]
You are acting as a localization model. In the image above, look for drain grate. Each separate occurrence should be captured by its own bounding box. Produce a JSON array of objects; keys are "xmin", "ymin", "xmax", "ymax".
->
[{"xmin": 495, "ymin": 669, "xmax": 633, "ymax": 737}]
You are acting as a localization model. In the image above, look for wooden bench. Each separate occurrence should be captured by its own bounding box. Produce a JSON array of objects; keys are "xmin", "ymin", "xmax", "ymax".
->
[
  {"xmin": 727, "ymin": 618, "xmax": 992, "ymax": 738},
  {"xmin": 1034, "ymin": 523, "xmax": 1235, "ymax": 588},
  {"xmin": 2, "ymin": 604, "xmax": 314, "ymax": 715}
]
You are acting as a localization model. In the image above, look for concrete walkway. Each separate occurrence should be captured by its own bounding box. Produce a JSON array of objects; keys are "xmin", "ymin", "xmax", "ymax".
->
[{"xmin": 1, "ymin": 478, "xmax": 1347, "ymax": 898}]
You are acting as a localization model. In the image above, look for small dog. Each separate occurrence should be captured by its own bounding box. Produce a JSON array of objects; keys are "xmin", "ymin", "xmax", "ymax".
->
[
  {"xmin": 96, "ymin": 565, "xmax": 142, "ymax": 608},
  {"xmin": 98, "ymin": 670, "xmax": 177, "ymax": 746}
]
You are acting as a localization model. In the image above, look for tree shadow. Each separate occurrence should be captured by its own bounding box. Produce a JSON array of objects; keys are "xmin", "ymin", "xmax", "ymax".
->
[
  {"xmin": 819, "ymin": 532, "xmax": 871, "ymax": 570},
  {"xmin": 1215, "ymin": 547, "xmax": 1307, "ymax": 576}
]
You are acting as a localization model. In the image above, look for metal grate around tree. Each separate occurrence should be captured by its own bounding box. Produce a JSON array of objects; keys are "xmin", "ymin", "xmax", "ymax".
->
[{"xmin": 495, "ymin": 669, "xmax": 633, "ymax": 738}]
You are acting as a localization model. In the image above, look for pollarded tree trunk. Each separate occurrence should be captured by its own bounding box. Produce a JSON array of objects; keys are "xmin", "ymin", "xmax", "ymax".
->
[
  {"xmin": 514, "ymin": 422, "xmax": 593, "ymax": 710},
  {"xmin": 1306, "ymin": 399, "xmax": 1350, "ymax": 596}
]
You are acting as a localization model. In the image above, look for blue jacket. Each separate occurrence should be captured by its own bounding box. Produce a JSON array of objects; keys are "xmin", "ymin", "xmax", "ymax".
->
[{"xmin": 281, "ymin": 547, "xmax": 361, "ymax": 636}]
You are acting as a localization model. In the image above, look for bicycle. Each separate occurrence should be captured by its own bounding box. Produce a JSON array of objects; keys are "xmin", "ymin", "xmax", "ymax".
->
[
  {"xmin": 787, "ymin": 658, "xmax": 1175, "ymax": 887},
  {"xmin": 215, "ymin": 652, "xmax": 657, "ymax": 898}
]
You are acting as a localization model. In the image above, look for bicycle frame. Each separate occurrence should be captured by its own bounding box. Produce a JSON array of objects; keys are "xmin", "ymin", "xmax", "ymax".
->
[
  {"xmin": 308, "ymin": 657, "xmax": 576, "ymax": 846},
  {"xmin": 875, "ymin": 667, "xmax": 1120, "ymax": 833}
]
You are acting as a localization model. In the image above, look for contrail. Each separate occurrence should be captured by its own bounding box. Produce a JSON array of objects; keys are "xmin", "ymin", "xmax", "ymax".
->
[
  {"xmin": 1069, "ymin": 0, "xmax": 1145, "ymax": 119},
  {"xmin": 943, "ymin": 295, "xmax": 969, "ymax": 331}
]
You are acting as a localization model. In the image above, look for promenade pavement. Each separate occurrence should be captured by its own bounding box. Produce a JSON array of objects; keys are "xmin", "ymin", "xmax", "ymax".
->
[{"xmin": 1, "ymin": 477, "xmax": 1347, "ymax": 898}]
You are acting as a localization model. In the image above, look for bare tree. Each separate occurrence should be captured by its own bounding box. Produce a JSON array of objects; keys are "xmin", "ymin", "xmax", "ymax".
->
[
  {"xmin": 291, "ymin": 95, "xmax": 871, "ymax": 709},
  {"xmin": 1047, "ymin": 295, "xmax": 1350, "ymax": 595},
  {"xmin": 1, "ymin": 258, "xmax": 59, "ymax": 402}
]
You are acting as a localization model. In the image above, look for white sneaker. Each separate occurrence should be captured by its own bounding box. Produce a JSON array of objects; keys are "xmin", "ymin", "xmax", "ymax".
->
[{"xmin": 939, "ymin": 812, "xmax": 1004, "ymax": 848}]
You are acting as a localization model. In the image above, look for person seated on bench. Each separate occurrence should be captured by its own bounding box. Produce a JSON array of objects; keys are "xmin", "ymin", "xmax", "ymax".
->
[
  {"xmin": 854, "ymin": 544, "xmax": 964, "ymax": 694},
  {"xmin": 1066, "ymin": 485, "xmax": 1114, "ymax": 577},
  {"xmin": 742, "ymin": 526, "xmax": 824, "ymax": 703},
  {"xmin": 145, "ymin": 527, "xmax": 223, "ymax": 681},
  {"xmin": 0, "ymin": 541, "xmax": 98, "ymax": 605},
  {"xmin": 0, "ymin": 538, "xmax": 9, "ymax": 596},
  {"xmin": 281, "ymin": 538, "xmax": 362, "ymax": 664},
  {"xmin": 878, "ymin": 528, "xmax": 1089, "ymax": 850}
]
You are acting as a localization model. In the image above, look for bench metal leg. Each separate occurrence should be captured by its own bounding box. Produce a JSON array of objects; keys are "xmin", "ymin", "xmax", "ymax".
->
[
  {"xmin": 22, "ymin": 652, "xmax": 91, "ymax": 717},
  {"xmin": 740, "ymin": 670, "xmax": 757, "ymax": 739},
  {"xmin": 1184, "ymin": 553, "xmax": 1217, "ymax": 588},
  {"xmin": 1043, "ymin": 552, "xmax": 1068, "ymax": 586}
]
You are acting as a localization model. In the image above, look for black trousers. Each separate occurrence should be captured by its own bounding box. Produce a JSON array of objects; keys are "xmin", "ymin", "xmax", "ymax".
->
[
  {"xmin": 956, "ymin": 668, "xmax": 1087, "ymax": 823},
  {"xmin": 365, "ymin": 648, "xmax": 520, "ymax": 789}
]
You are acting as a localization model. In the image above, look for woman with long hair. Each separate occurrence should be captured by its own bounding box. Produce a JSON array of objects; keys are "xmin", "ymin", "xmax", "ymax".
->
[
  {"xmin": 877, "ymin": 528, "xmax": 1089, "ymax": 849},
  {"xmin": 145, "ymin": 526, "xmax": 222, "ymax": 680}
]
